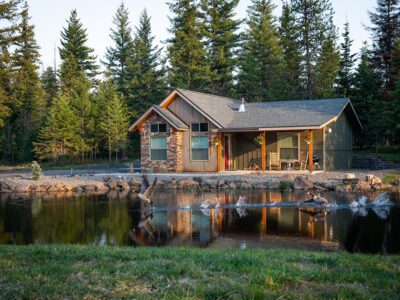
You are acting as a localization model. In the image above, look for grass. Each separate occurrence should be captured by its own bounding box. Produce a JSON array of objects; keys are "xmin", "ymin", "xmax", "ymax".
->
[
  {"xmin": 0, "ymin": 245, "xmax": 399, "ymax": 299},
  {"xmin": 383, "ymin": 172, "xmax": 400, "ymax": 185},
  {"xmin": 355, "ymin": 148, "xmax": 400, "ymax": 162}
]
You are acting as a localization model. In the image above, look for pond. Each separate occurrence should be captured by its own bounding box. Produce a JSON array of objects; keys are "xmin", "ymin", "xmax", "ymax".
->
[{"xmin": 0, "ymin": 190, "xmax": 399, "ymax": 254}]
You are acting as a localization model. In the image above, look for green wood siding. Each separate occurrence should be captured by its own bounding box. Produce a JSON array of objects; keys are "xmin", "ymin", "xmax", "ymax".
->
[
  {"xmin": 324, "ymin": 112, "xmax": 353, "ymax": 170},
  {"xmin": 233, "ymin": 132, "xmax": 262, "ymax": 170},
  {"xmin": 300, "ymin": 129, "xmax": 324, "ymax": 169}
]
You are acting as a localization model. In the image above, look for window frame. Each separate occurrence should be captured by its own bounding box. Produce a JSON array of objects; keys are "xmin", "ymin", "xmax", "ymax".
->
[
  {"xmin": 277, "ymin": 132, "xmax": 300, "ymax": 160},
  {"xmin": 190, "ymin": 135, "xmax": 209, "ymax": 161},
  {"xmin": 150, "ymin": 123, "xmax": 167, "ymax": 133},
  {"xmin": 150, "ymin": 136, "xmax": 167, "ymax": 161},
  {"xmin": 190, "ymin": 122, "xmax": 209, "ymax": 133}
]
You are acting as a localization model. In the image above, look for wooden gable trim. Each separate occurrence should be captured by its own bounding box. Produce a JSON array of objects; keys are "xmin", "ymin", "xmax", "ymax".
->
[{"xmin": 128, "ymin": 106, "xmax": 188, "ymax": 132}]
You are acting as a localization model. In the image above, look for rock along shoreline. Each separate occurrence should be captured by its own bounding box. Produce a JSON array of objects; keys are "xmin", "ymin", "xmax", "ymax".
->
[{"xmin": 0, "ymin": 170, "xmax": 399, "ymax": 195}]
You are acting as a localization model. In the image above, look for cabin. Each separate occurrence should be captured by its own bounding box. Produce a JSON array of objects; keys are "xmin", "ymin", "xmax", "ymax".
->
[{"xmin": 129, "ymin": 89, "xmax": 362, "ymax": 173}]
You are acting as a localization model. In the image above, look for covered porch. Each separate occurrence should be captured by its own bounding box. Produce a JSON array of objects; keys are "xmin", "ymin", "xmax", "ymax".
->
[{"xmin": 216, "ymin": 129, "xmax": 324, "ymax": 172}]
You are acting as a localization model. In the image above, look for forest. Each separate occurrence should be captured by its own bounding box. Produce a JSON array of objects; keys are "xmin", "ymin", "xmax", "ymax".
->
[{"xmin": 0, "ymin": 0, "xmax": 399, "ymax": 165}]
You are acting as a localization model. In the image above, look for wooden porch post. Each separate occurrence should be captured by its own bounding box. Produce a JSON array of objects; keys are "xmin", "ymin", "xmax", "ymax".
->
[
  {"xmin": 261, "ymin": 131, "xmax": 266, "ymax": 171},
  {"xmin": 217, "ymin": 132, "xmax": 222, "ymax": 172},
  {"xmin": 308, "ymin": 129, "xmax": 313, "ymax": 172}
]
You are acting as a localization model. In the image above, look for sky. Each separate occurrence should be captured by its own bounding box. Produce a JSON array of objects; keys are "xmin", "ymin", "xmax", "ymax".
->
[{"xmin": 27, "ymin": 0, "xmax": 377, "ymax": 71}]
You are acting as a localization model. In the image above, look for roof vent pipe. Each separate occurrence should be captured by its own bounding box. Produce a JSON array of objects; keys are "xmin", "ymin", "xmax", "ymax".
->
[{"xmin": 238, "ymin": 98, "xmax": 246, "ymax": 112}]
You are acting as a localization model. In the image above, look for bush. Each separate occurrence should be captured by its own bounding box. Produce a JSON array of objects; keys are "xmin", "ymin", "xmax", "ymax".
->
[
  {"xmin": 279, "ymin": 181, "xmax": 292, "ymax": 192},
  {"xmin": 383, "ymin": 173, "xmax": 399, "ymax": 185},
  {"xmin": 31, "ymin": 161, "xmax": 42, "ymax": 180}
]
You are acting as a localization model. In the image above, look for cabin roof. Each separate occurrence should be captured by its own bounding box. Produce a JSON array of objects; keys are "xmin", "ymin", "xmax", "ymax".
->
[{"xmin": 174, "ymin": 89, "xmax": 362, "ymax": 131}]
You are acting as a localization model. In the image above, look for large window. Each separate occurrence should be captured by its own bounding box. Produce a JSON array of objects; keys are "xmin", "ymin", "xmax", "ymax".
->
[
  {"xmin": 191, "ymin": 122, "xmax": 208, "ymax": 132},
  {"xmin": 191, "ymin": 136, "xmax": 209, "ymax": 161},
  {"xmin": 151, "ymin": 137, "xmax": 167, "ymax": 161},
  {"xmin": 279, "ymin": 133, "xmax": 298, "ymax": 160}
]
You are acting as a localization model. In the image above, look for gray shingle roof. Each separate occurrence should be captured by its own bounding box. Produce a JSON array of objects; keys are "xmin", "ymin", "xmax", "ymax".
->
[
  {"xmin": 153, "ymin": 106, "xmax": 188, "ymax": 129},
  {"xmin": 176, "ymin": 89, "xmax": 361, "ymax": 130}
]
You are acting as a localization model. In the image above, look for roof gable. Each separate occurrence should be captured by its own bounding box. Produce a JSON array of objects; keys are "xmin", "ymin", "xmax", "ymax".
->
[{"xmin": 129, "ymin": 105, "xmax": 188, "ymax": 132}]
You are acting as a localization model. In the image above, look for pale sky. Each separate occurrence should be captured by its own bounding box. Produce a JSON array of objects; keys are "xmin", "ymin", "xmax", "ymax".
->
[{"xmin": 27, "ymin": 0, "xmax": 377, "ymax": 71}]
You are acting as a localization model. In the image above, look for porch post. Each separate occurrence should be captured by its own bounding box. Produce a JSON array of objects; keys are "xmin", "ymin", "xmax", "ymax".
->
[
  {"xmin": 261, "ymin": 131, "xmax": 266, "ymax": 171},
  {"xmin": 308, "ymin": 129, "xmax": 313, "ymax": 172},
  {"xmin": 217, "ymin": 132, "xmax": 222, "ymax": 172}
]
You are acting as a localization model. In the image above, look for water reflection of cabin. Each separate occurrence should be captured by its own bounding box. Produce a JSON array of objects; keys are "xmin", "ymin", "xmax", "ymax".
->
[{"xmin": 129, "ymin": 89, "xmax": 362, "ymax": 172}]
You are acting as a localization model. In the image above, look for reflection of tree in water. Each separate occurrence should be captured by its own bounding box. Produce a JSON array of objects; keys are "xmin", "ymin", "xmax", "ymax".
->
[
  {"xmin": 0, "ymin": 197, "xmax": 33, "ymax": 244},
  {"xmin": 343, "ymin": 208, "xmax": 397, "ymax": 254}
]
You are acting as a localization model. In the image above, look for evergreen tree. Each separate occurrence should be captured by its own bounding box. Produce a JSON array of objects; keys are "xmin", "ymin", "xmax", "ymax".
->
[
  {"xmin": 98, "ymin": 81, "xmax": 129, "ymax": 163},
  {"xmin": 338, "ymin": 20, "xmax": 356, "ymax": 97},
  {"xmin": 279, "ymin": 2, "xmax": 302, "ymax": 99},
  {"xmin": 11, "ymin": 2, "xmax": 45, "ymax": 161},
  {"xmin": 290, "ymin": 0, "xmax": 337, "ymax": 99},
  {"xmin": 41, "ymin": 66, "xmax": 58, "ymax": 106},
  {"xmin": 34, "ymin": 94, "xmax": 82, "ymax": 162},
  {"xmin": 200, "ymin": 0, "xmax": 241, "ymax": 95},
  {"xmin": 315, "ymin": 36, "xmax": 340, "ymax": 98},
  {"xmin": 103, "ymin": 2, "xmax": 134, "ymax": 97},
  {"xmin": 351, "ymin": 43, "xmax": 381, "ymax": 147},
  {"xmin": 369, "ymin": 0, "xmax": 400, "ymax": 90},
  {"xmin": 59, "ymin": 9, "xmax": 98, "ymax": 79},
  {"xmin": 167, "ymin": 0, "xmax": 210, "ymax": 91},
  {"xmin": 128, "ymin": 9, "xmax": 167, "ymax": 119},
  {"xmin": 236, "ymin": 0, "xmax": 284, "ymax": 101}
]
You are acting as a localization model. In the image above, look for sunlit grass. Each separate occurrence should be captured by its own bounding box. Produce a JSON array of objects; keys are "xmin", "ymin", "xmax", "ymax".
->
[{"xmin": 0, "ymin": 245, "xmax": 399, "ymax": 299}]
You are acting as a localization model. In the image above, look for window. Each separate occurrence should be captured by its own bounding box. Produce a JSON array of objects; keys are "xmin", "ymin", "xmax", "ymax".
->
[
  {"xmin": 191, "ymin": 136, "xmax": 209, "ymax": 161},
  {"xmin": 191, "ymin": 122, "xmax": 208, "ymax": 132},
  {"xmin": 151, "ymin": 137, "xmax": 167, "ymax": 160},
  {"xmin": 279, "ymin": 133, "xmax": 299, "ymax": 160},
  {"xmin": 151, "ymin": 123, "xmax": 167, "ymax": 133}
]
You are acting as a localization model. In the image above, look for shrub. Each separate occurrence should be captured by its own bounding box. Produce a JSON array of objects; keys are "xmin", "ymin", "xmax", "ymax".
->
[
  {"xmin": 278, "ymin": 181, "xmax": 292, "ymax": 192},
  {"xmin": 31, "ymin": 161, "xmax": 42, "ymax": 181},
  {"xmin": 383, "ymin": 173, "xmax": 399, "ymax": 185}
]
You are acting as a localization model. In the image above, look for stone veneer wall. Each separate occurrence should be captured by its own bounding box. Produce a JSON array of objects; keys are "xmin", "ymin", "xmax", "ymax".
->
[{"xmin": 140, "ymin": 113, "xmax": 183, "ymax": 173}]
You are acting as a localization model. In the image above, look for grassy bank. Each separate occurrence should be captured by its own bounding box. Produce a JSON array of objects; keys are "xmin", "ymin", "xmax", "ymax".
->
[{"xmin": 0, "ymin": 246, "xmax": 399, "ymax": 299}]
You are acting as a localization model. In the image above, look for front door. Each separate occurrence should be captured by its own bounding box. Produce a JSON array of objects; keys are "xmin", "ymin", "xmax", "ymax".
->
[{"xmin": 224, "ymin": 135, "xmax": 232, "ymax": 170}]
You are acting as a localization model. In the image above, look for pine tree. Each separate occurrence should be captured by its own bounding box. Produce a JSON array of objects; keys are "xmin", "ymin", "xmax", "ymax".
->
[
  {"xmin": 41, "ymin": 66, "xmax": 58, "ymax": 106},
  {"xmin": 236, "ymin": 0, "xmax": 284, "ymax": 101},
  {"xmin": 34, "ymin": 94, "xmax": 82, "ymax": 162},
  {"xmin": 369, "ymin": 0, "xmax": 400, "ymax": 90},
  {"xmin": 59, "ymin": 9, "xmax": 98, "ymax": 79},
  {"xmin": 167, "ymin": 0, "xmax": 210, "ymax": 91},
  {"xmin": 279, "ymin": 2, "xmax": 302, "ymax": 99},
  {"xmin": 290, "ymin": 0, "xmax": 337, "ymax": 99},
  {"xmin": 200, "ymin": 0, "xmax": 241, "ymax": 95},
  {"xmin": 338, "ymin": 20, "xmax": 356, "ymax": 97},
  {"xmin": 103, "ymin": 2, "xmax": 134, "ymax": 98},
  {"xmin": 12, "ymin": 2, "xmax": 45, "ymax": 161},
  {"xmin": 98, "ymin": 81, "xmax": 129, "ymax": 163},
  {"xmin": 315, "ymin": 36, "xmax": 340, "ymax": 98},
  {"xmin": 351, "ymin": 43, "xmax": 381, "ymax": 147},
  {"xmin": 128, "ymin": 9, "xmax": 167, "ymax": 119}
]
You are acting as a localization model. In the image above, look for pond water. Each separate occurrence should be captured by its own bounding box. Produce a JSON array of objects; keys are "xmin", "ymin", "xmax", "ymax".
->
[{"xmin": 0, "ymin": 190, "xmax": 399, "ymax": 254}]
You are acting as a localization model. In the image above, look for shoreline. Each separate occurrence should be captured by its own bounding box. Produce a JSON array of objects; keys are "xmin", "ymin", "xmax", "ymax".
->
[{"xmin": 0, "ymin": 169, "xmax": 399, "ymax": 195}]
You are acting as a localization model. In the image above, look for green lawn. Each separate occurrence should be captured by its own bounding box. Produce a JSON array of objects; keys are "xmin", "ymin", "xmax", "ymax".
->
[{"xmin": 0, "ymin": 245, "xmax": 399, "ymax": 299}]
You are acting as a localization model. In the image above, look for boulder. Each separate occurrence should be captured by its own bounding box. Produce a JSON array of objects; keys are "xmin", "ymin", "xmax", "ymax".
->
[
  {"xmin": 380, "ymin": 183, "xmax": 393, "ymax": 190},
  {"xmin": 228, "ymin": 182, "xmax": 237, "ymax": 189},
  {"xmin": 356, "ymin": 181, "xmax": 371, "ymax": 191},
  {"xmin": 40, "ymin": 182, "xmax": 52, "ymax": 191},
  {"xmin": 106, "ymin": 179, "xmax": 118, "ymax": 190},
  {"xmin": 129, "ymin": 179, "xmax": 141, "ymax": 188},
  {"xmin": 0, "ymin": 181, "xmax": 13, "ymax": 193},
  {"xmin": 117, "ymin": 180, "xmax": 130, "ymax": 191},
  {"xmin": 178, "ymin": 179, "xmax": 199, "ymax": 190},
  {"xmin": 64, "ymin": 184, "xmax": 74, "ymax": 192},
  {"xmin": 204, "ymin": 179, "xmax": 218, "ymax": 189},
  {"xmin": 217, "ymin": 179, "xmax": 226, "ymax": 188},
  {"xmin": 268, "ymin": 181, "xmax": 280, "ymax": 190},
  {"xmin": 369, "ymin": 176, "xmax": 382, "ymax": 186},
  {"xmin": 293, "ymin": 176, "xmax": 313, "ymax": 190},
  {"xmin": 14, "ymin": 185, "xmax": 30, "ymax": 193},
  {"xmin": 83, "ymin": 184, "xmax": 97, "ymax": 192},
  {"xmin": 239, "ymin": 182, "xmax": 253, "ymax": 189}
]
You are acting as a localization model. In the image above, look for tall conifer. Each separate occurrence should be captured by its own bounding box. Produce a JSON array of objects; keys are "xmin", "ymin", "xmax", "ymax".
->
[
  {"xmin": 103, "ymin": 2, "xmax": 133, "ymax": 97},
  {"xmin": 200, "ymin": 0, "xmax": 241, "ymax": 95},
  {"xmin": 338, "ymin": 20, "xmax": 356, "ymax": 97},
  {"xmin": 167, "ymin": 0, "xmax": 210, "ymax": 91}
]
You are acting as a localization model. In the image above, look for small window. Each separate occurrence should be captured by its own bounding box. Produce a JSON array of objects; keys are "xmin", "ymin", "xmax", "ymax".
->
[
  {"xmin": 191, "ymin": 136, "xmax": 209, "ymax": 161},
  {"xmin": 151, "ymin": 137, "xmax": 167, "ymax": 160},
  {"xmin": 150, "ymin": 123, "xmax": 167, "ymax": 133},
  {"xmin": 191, "ymin": 122, "xmax": 208, "ymax": 132}
]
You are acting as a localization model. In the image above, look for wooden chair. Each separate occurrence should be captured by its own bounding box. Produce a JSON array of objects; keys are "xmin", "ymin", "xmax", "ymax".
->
[{"xmin": 269, "ymin": 152, "xmax": 280, "ymax": 170}]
